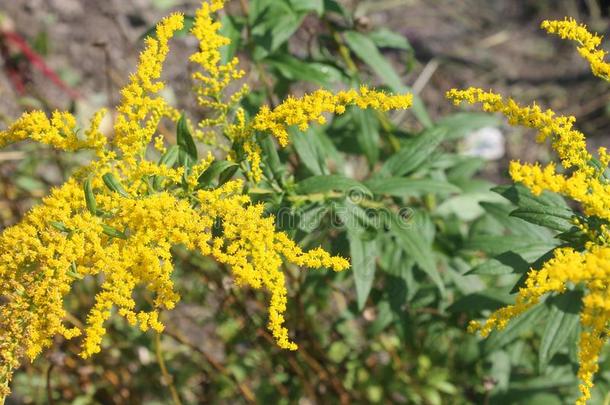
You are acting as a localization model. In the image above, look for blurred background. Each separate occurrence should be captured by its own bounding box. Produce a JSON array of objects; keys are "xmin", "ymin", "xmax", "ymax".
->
[{"xmin": 2, "ymin": 0, "xmax": 610, "ymax": 404}]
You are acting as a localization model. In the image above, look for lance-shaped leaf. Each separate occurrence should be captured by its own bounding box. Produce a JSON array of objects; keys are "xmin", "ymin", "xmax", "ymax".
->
[
  {"xmin": 510, "ymin": 205, "xmax": 575, "ymax": 233},
  {"xmin": 348, "ymin": 227, "xmax": 378, "ymax": 310},
  {"xmin": 102, "ymin": 173, "xmax": 130, "ymax": 198},
  {"xmin": 198, "ymin": 161, "xmax": 239, "ymax": 187},
  {"xmin": 152, "ymin": 145, "xmax": 180, "ymax": 190},
  {"xmin": 177, "ymin": 113, "xmax": 198, "ymax": 166},
  {"xmin": 294, "ymin": 175, "xmax": 372, "ymax": 197},
  {"xmin": 539, "ymin": 290, "xmax": 582, "ymax": 371},
  {"xmin": 387, "ymin": 210, "xmax": 443, "ymax": 295},
  {"xmin": 101, "ymin": 224, "xmax": 128, "ymax": 240},
  {"xmin": 84, "ymin": 177, "xmax": 97, "ymax": 215},
  {"xmin": 380, "ymin": 127, "xmax": 446, "ymax": 177}
]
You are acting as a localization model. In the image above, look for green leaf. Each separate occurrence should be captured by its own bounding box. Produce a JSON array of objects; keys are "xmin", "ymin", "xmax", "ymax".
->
[
  {"xmin": 507, "ymin": 375, "xmax": 577, "ymax": 391},
  {"xmin": 436, "ymin": 190, "xmax": 506, "ymax": 222},
  {"xmin": 84, "ymin": 177, "xmax": 97, "ymax": 215},
  {"xmin": 447, "ymin": 157, "xmax": 486, "ymax": 182},
  {"xmin": 380, "ymin": 127, "xmax": 446, "ymax": 176},
  {"xmin": 484, "ymin": 303, "xmax": 548, "ymax": 352},
  {"xmin": 466, "ymin": 251, "xmax": 530, "ymax": 276},
  {"xmin": 101, "ymin": 224, "xmax": 128, "ymax": 240},
  {"xmin": 158, "ymin": 145, "xmax": 180, "ymax": 167},
  {"xmin": 219, "ymin": 14, "xmax": 243, "ymax": 64},
  {"xmin": 368, "ymin": 28, "xmax": 411, "ymax": 51},
  {"xmin": 102, "ymin": 173, "xmax": 130, "ymax": 198},
  {"xmin": 333, "ymin": 200, "xmax": 380, "ymax": 231},
  {"xmin": 198, "ymin": 161, "xmax": 239, "ymax": 187},
  {"xmin": 480, "ymin": 202, "xmax": 553, "ymax": 240},
  {"xmin": 348, "ymin": 228, "xmax": 377, "ymax": 310},
  {"xmin": 448, "ymin": 290, "xmax": 514, "ymax": 313},
  {"xmin": 15, "ymin": 176, "xmax": 45, "ymax": 192},
  {"xmin": 354, "ymin": 109, "xmax": 379, "ymax": 166},
  {"xmin": 464, "ymin": 235, "xmax": 556, "ymax": 256},
  {"xmin": 387, "ymin": 211, "xmax": 443, "ymax": 294},
  {"xmin": 177, "ymin": 116, "xmax": 198, "ymax": 164},
  {"xmin": 322, "ymin": 0, "xmax": 351, "ymax": 19},
  {"xmin": 342, "ymin": 30, "xmax": 432, "ymax": 127},
  {"xmin": 177, "ymin": 113, "xmax": 198, "ymax": 166},
  {"xmin": 465, "ymin": 240, "xmax": 557, "ymax": 277},
  {"xmin": 49, "ymin": 221, "xmax": 71, "ymax": 233},
  {"xmin": 266, "ymin": 54, "xmax": 344, "ymax": 86},
  {"xmin": 250, "ymin": 0, "xmax": 306, "ymax": 59},
  {"xmin": 291, "ymin": 127, "xmax": 328, "ymax": 176},
  {"xmin": 328, "ymin": 341, "xmax": 351, "ymax": 363},
  {"xmin": 153, "ymin": 145, "xmax": 180, "ymax": 189},
  {"xmin": 366, "ymin": 177, "xmax": 459, "ymax": 197},
  {"xmin": 260, "ymin": 134, "xmax": 285, "ymax": 181},
  {"xmin": 510, "ymin": 205, "xmax": 575, "ymax": 233},
  {"xmin": 297, "ymin": 204, "xmax": 328, "ymax": 232},
  {"xmin": 294, "ymin": 175, "xmax": 371, "ymax": 196},
  {"xmin": 493, "ymin": 184, "xmax": 568, "ymax": 209},
  {"xmin": 488, "ymin": 351, "xmax": 511, "ymax": 392},
  {"xmin": 289, "ymin": 0, "xmax": 324, "ymax": 15},
  {"xmin": 435, "ymin": 112, "xmax": 500, "ymax": 140},
  {"xmin": 343, "ymin": 30, "xmax": 403, "ymax": 94},
  {"xmin": 539, "ymin": 290, "xmax": 582, "ymax": 371}
]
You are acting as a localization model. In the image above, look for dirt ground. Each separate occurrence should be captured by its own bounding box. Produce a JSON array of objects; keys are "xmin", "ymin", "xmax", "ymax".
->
[{"xmin": 1, "ymin": 0, "xmax": 610, "ymax": 175}]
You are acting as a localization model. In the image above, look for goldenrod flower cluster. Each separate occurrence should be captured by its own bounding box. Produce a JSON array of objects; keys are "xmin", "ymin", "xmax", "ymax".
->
[
  {"xmin": 190, "ymin": 0, "xmax": 247, "ymax": 130},
  {"xmin": 0, "ymin": 0, "xmax": 416, "ymax": 399},
  {"xmin": 113, "ymin": 13, "xmax": 183, "ymax": 164},
  {"xmin": 542, "ymin": 18, "xmax": 610, "ymax": 80},
  {"xmin": 253, "ymin": 87, "xmax": 413, "ymax": 147},
  {"xmin": 448, "ymin": 19, "xmax": 610, "ymax": 405},
  {"xmin": 228, "ymin": 87, "xmax": 413, "ymax": 182},
  {"xmin": 0, "ymin": 109, "xmax": 107, "ymax": 155}
]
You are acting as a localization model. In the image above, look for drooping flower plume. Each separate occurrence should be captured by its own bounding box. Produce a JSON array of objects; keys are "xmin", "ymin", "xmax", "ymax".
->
[
  {"xmin": 0, "ymin": 0, "xmax": 414, "ymax": 400},
  {"xmin": 448, "ymin": 19, "xmax": 610, "ymax": 405}
]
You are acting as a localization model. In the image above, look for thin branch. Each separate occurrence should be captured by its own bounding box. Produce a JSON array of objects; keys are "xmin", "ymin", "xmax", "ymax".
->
[
  {"xmin": 155, "ymin": 333, "xmax": 183, "ymax": 405},
  {"xmin": 163, "ymin": 329, "xmax": 256, "ymax": 403},
  {"xmin": 46, "ymin": 363, "xmax": 55, "ymax": 405}
]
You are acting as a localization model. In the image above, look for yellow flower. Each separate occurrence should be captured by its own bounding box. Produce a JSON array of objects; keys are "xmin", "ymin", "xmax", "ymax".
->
[
  {"xmin": 541, "ymin": 18, "xmax": 610, "ymax": 80},
  {"xmin": 112, "ymin": 13, "xmax": 184, "ymax": 163},
  {"xmin": 448, "ymin": 17, "xmax": 610, "ymax": 404},
  {"xmin": 253, "ymin": 87, "xmax": 413, "ymax": 147},
  {"xmin": 190, "ymin": 0, "xmax": 247, "ymax": 131},
  {"xmin": 197, "ymin": 180, "xmax": 349, "ymax": 349},
  {"xmin": 446, "ymin": 87, "xmax": 591, "ymax": 171},
  {"xmin": 0, "ymin": 109, "xmax": 107, "ymax": 155},
  {"xmin": 0, "ymin": 2, "xmax": 355, "ymax": 399}
]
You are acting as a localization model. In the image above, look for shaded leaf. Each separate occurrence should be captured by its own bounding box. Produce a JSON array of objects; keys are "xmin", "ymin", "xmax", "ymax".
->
[
  {"xmin": 294, "ymin": 175, "xmax": 371, "ymax": 196},
  {"xmin": 348, "ymin": 228, "xmax": 377, "ymax": 310},
  {"xmin": 198, "ymin": 161, "xmax": 239, "ymax": 187},
  {"xmin": 343, "ymin": 30, "xmax": 431, "ymax": 127},
  {"xmin": 366, "ymin": 177, "xmax": 460, "ymax": 197},
  {"xmin": 354, "ymin": 109, "xmax": 379, "ymax": 166},
  {"xmin": 177, "ymin": 113, "xmax": 198, "ymax": 166},
  {"xmin": 387, "ymin": 211, "xmax": 443, "ymax": 294},
  {"xmin": 84, "ymin": 177, "xmax": 97, "ymax": 215},
  {"xmin": 380, "ymin": 127, "xmax": 446, "ymax": 176},
  {"xmin": 539, "ymin": 290, "xmax": 582, "ymax": 371},
  {"xmin": 484, "ymin": 303, "xmax": 548, "ymax": 352},
  {"xmin": 102, "ymin": 173, "xmax": 130, "ymax": 198},
  {"xmin": 510, "ymin": 205, "xmax": 575, "ymax": 233},
  {"xmin": 435, "ymin": 112, "xmax": 500, "ymax": 140}
]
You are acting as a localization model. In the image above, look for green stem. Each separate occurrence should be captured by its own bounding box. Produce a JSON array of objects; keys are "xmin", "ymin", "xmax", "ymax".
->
[{"xmin": 154, "ymin": 333, "xmax": 182, "ymax": 405}]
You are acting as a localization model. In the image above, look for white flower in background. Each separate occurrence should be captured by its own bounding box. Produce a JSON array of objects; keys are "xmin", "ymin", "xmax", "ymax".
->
[{"xmin": 462, "ymin": 126, "xmax": 505, "ymax": 160}]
